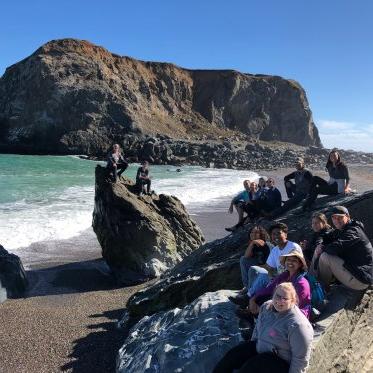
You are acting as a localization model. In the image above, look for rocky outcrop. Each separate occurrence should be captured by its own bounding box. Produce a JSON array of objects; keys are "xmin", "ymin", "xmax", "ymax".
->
[
  {"xmin": 92, "ymin": 165, "xmax": 204, "ymax": 284},
  {"xmin": 0, "ymin": 245, "xmax": 28, "ymax": 303},
  {"xmin": 0, "ymin": 38, "xmax": 320, "ymax": 155},
  {"xmin": 116, "ymin": 191, "xmax": 373, "ymax": 372},
  {"xmin": 117, "ymin": 288, "xmax": 372, "ymax": 373},
  {"xmin": 117, "ymin": 290, "xmax": 240, "ymax": 373},
  {"xmin": 125, "ymin": 190, "xmax": 373, "ymax": 318}
]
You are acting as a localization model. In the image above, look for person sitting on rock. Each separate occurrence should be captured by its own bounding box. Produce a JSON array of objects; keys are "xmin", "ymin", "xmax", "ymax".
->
[
  {"xmin": 230, "ymin": 222, "xmax": 302, "ymax": 306},
  {"xmin": 302, "ymin": 149, "xmax": 351, "ymax": 211},
  {"xmin": 243, "ymin": 177, "xmax": 282, "ymax": 220},
  {"xmin": 106, "ymin": 143, "xmax": 128, "ymax": 182},
  {"xmin": 213, "ymin": 282, "xmax": 314, "ymax": 373},
  {"xmin": 235, "ymin": 226, "xmax": 272, "ymax": 296},
  {"xmin": 316, "ymin": 206, "xmax": 373, "ymax": 292},
  {"xmin": 226, "ymin": 179, "xmax": 252, "ymax": 231},
  {"xmin": 271, "ymin": 158, "xmax": 313, "ymax": 217},
  {"xmin": 136, "ymin": 161, "xmax": 152, "ymax": 195},
  {"xmin": 235, "ymin": 250, "xmax": 311, "ymax": 321},
  {"xmin": 257, "ymin": 177, "xmax": 268, "ymax": 197},
  {"xmin": 301, "ymin": 212, "xmax": 333, "ymax": 276}
]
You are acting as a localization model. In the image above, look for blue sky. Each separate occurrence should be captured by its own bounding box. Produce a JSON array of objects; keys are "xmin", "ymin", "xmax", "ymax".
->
[{"xmin": 1, "ymin": 0, "xmax": 372, "ymax": 151}]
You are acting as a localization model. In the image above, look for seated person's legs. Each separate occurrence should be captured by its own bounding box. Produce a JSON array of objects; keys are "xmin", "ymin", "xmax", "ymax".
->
[
  {"xmin": 318, "ymin": 252, "xmax": 369, "ymax": 291},
  {"xmin": 240, "ymin": 256, "xmax": 259, "ymax": 289},
  {"xmin": 247, "ymin": 266, "xmax": 270, "ymax": 296},
  {"xmin": 238, "ymin": 352, "xmax": 290, "ymax": 373}
]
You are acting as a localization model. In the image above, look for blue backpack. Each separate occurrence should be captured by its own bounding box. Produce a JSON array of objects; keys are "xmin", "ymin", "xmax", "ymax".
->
[{"xmin": 304, "ymin": 273, "xmax": 325, "ymax": 309}]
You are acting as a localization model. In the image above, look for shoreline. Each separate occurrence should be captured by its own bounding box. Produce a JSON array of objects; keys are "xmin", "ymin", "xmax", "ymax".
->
[{"xmin": 1, "ymin": 165, "xmax": 373, "ymax": 372}]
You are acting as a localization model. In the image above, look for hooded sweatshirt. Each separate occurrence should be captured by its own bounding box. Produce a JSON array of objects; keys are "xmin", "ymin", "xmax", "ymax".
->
[{"xmin": 252, "ymin": 301, "xmax": 314, "ymax": 373}]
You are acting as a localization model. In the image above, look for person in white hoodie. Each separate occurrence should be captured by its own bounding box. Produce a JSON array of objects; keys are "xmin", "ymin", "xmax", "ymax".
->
[{"xmin": 213, "ymin": 282, "xmax": 314, "ymax": 373}]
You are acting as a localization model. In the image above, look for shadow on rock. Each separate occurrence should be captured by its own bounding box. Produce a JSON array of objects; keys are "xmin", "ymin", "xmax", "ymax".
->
[{"xmin": 60, "ymin": 308, "xmax": 128, "ymax": 373}]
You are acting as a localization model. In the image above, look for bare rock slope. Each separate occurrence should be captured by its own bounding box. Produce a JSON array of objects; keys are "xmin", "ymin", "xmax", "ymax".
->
[{"xmin": 0, "ymin": 38, "xmax": 320, "ymax": 154}]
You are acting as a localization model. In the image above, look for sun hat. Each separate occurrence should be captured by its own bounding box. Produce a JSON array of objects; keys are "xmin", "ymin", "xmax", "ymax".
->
[
  {"xmin": 329, "ymin": 205, "xmax": 349, "ymax": 216},
  {"xmin": 280, "ymin": 249, "xmax": 307, "ymax": 271}
]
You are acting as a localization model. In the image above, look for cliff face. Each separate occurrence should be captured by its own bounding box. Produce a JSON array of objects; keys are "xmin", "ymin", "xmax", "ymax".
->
[{"xmin": 0, "ymin": 38, "xmax": 321, "ymax": 154}]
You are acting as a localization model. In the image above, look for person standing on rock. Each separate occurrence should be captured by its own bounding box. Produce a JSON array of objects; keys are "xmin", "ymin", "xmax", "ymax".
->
[
  {"xmin": 316, "ymin": 206, "xmax": 373, "ymax": 292},
  {"xmin": 213, "ymin": 283, "xmax": 314, "ymax": 373},
  {"xmin": 302, "ymin": 149, "xmax": 351, "ymax": 211},
  {"xmin": 136, "ymin": 161, "xmax": 152, "ymax": 195},
  {"xmin": 107, "ymin": 144, "xmax": 128, "ymax": 182}
]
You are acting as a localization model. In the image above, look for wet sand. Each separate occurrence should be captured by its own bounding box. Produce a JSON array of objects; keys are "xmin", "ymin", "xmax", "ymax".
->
[{"xmin": 0, "ymin": 165, "xmax": 372, "ymax": 373}]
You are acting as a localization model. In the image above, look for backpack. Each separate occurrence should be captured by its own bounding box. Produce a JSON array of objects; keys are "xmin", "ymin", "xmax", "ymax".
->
[{"xmin": 304, "ymin": 273, "xmax": 325, "ymax": 309}]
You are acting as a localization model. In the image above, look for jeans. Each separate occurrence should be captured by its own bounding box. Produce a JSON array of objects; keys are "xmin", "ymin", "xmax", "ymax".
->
[
  {"xmin": 240, "ymin": 256, "xmax": 260, "ymax": 288},
  {"xmin": 247, "ymin": 266, "xmax": 270, "ymax": 297},
  {"xmin": 212, "ymin": 341, "xmax": 290, "ymax": 373}
]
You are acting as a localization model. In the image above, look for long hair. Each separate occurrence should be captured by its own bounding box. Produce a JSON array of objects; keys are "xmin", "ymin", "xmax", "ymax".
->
[
  {"xmin": 249, "ymin": 225, "xmax": 270, "ymax": 242},
  {"xmin": 325, "ymin": 149, "xmax": 343, "ymax": 169},
  {"xmin": 312, "ymin": 212, "xmax": 331, "ymax": 230}
]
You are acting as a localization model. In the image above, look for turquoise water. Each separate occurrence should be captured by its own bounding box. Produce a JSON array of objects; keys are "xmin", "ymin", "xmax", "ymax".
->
[{"xmin": 0, "ymin": 154, "xmax": 258, "ymax": 250}]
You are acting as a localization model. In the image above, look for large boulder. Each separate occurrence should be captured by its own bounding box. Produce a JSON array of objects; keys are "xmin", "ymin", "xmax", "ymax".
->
[
  {"xmin": 117, "ymin": 290, "xmax": 241, "ymax": 373},
  {"xmin": 0, "ymin": 245, "xmax": 28, "ymax": 303},
  {"xmin": 92, "ymin": 166, "xmax": 204, "ymax": 284},
  {"xmin": 126, "ymin": 190, "xmax": 373, "ymax": 318},
  {"xmin": 0, "ymin": 38, "xmax": 320, "ymax": 155}
]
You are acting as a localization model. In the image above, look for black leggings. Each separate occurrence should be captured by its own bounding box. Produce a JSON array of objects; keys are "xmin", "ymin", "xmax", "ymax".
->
[
  {"xmin": 108, "ymin": 162, "xmax": 128, "ymax": 181},
  {"xmin": 303, "ymin": 176, "xmax": 338, "ymax": 208},
  {"xmin": 212, "ymin": 341, "xmax": 289, "ymax": 373},
  {"xmin": 136, "ymin": 179, "xmax": 151, "ymax": 193}
]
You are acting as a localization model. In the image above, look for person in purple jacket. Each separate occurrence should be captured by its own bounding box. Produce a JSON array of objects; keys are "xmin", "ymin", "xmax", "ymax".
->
[{"xmin": 237, "ymin": 249, "xmax": 311, "ymax": 320}]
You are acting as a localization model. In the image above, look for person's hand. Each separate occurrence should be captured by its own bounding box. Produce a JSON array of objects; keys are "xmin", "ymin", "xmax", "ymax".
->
[
  {"xmin": 299, "ymin": 240, "xmax": 307, "ymax": 250},
  {"xmin": 249, "ymin": 298, "xmax": 259, "ymax": 314},
  {"xmin": 113, "ymin": 163, "xmax": 117, "ymax": 168},
  {"xmin": 315, "ymin": 244, "xmax": 323, "ymax": 256},
  {"xmin": 344, "ymin": 186, "xmax": 351, "ymax": 194}
]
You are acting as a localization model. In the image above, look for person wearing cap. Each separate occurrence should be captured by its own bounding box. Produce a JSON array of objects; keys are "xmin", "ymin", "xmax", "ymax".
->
[
  {"xmin": 303, "ymin": 149, "xmax": 350, "ymax": 211},
  {"xmin": 237, "ymin": 249, "xmax": 311, "ymax": 320},
  {"xmin": 317, "ymin": 205, "xmax": 373, "ymax": 291}
]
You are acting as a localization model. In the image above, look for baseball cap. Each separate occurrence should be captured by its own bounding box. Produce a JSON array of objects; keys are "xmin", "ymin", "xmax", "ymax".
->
[{"xmin": 329, "ymin": 205, "xmax": 349, "ymax": 216}]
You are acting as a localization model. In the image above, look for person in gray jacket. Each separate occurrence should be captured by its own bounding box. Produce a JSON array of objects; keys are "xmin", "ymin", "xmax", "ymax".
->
[{"xmin": 213, "ymin": 282, "xmax": 314, "ymax": 373}]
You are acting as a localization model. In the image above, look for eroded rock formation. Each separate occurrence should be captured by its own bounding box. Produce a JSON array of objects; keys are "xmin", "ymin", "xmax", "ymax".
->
[
  {"xmin": 92, "ymin": 165, "xmax": 204, "ymax": 284},
  {"xmin": 0, "ymin": 38, "xmax": 320, "ymax": 154}
]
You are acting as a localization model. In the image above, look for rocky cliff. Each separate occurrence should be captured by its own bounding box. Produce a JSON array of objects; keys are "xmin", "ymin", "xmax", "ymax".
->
[{"xmin": 0, "ymin": 38, "xmax": 321, "ymax": 154}]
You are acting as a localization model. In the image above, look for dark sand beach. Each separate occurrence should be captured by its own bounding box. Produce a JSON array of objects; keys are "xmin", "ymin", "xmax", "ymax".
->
[{"xmin": 1, "ymin": 165, "xmax": 372, "ymax": 373}]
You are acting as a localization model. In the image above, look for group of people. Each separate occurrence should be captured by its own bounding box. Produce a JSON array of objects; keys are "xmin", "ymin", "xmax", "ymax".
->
[
  {"xmin": 214, "ymin": 206, "xmax": 372, "ymax": 372},
  {"xmin": 106, "ymin": 144, "xmax": 152, "ymax": 195},
  {"xmin": 226, "ymin": 149, "xmax": 351, "ymax": 231}
]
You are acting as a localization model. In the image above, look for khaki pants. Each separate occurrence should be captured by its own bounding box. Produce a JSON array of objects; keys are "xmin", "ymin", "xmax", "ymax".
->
[{"xmin": 318, "ymin": 253, "xmax": 369, "ymax": 291}]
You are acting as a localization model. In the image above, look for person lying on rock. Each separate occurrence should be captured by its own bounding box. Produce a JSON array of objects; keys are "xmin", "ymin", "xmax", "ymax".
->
[
  {"xmin": 302, "ymin": 149, "xmax": 351, "ymax": 211},
  {"xmin": 107, "ymin": 143, "xmax": 129, "ymax": 182},
  {"xmin": 226, "ymin": 179, "xmax": 252, "ymax": 231},
  {"xmin": 136, "ymin": 160, "xmax": 152, "ymax": 195},
  {"xmin": 243, "ymin": 177, "xmax": 282, "ymax": 220},
  {"xmin": 230, "ymin": 223, "xmax": 302, "ymax": 305},
  {"xmin": 316, "ymin": 205, "xmax": 373, "ymax": 292},
  {"xmin": 234, "ymin": 250, "xmax": 312, "ymax": 321},
  {"xmin": 300, "ymin": 212, "xmax": 333, "ymax": 276},
  {"xmin": 235, "ymin": 226, "xmax": 272, "ymax": 296},
  {"xmin": 213, "ymin": 283, "xmax": 314, "ymax": 373},
  {"xmin": 270, "ymin": 158, "xmax": 313, "ymax": 217}
]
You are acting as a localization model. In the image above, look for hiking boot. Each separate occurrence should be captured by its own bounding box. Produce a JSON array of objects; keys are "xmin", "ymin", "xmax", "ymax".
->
[{"xmin": 228, "ymin": 294, "xmax": 250, "ymax": 307}]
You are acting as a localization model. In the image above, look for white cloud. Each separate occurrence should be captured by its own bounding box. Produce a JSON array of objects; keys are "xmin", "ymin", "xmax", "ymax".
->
[{"xmin": 316, "ymin": 119, "xmax": 373, "ymax": 153}]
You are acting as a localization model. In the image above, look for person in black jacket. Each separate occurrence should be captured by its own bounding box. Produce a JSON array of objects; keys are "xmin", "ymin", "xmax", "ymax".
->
[
  {"xmin": 270, "ymin": 158, "xmax": 313, "ymax": 217},
  {"xmin": 303, "ymin": 150, "xmax": 350, "ymax": 210},
  {"xmin": 317, "ymin": 206, "xmax": 373, "ymax": 291},
  {"xmin": 136, "ymin": 161, "xmax": 152, "ymax": 194}
]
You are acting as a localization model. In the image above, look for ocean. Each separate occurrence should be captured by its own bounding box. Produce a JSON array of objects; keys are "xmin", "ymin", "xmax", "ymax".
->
[{"xmin": 0, "ymin": 154, "xmax": 258, "ymax": 259}]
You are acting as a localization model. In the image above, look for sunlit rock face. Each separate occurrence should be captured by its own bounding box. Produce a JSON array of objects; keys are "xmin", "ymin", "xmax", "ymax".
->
[{"xmin": 117, "ymin": 290, "xmax": 241, "ymax": 373}]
